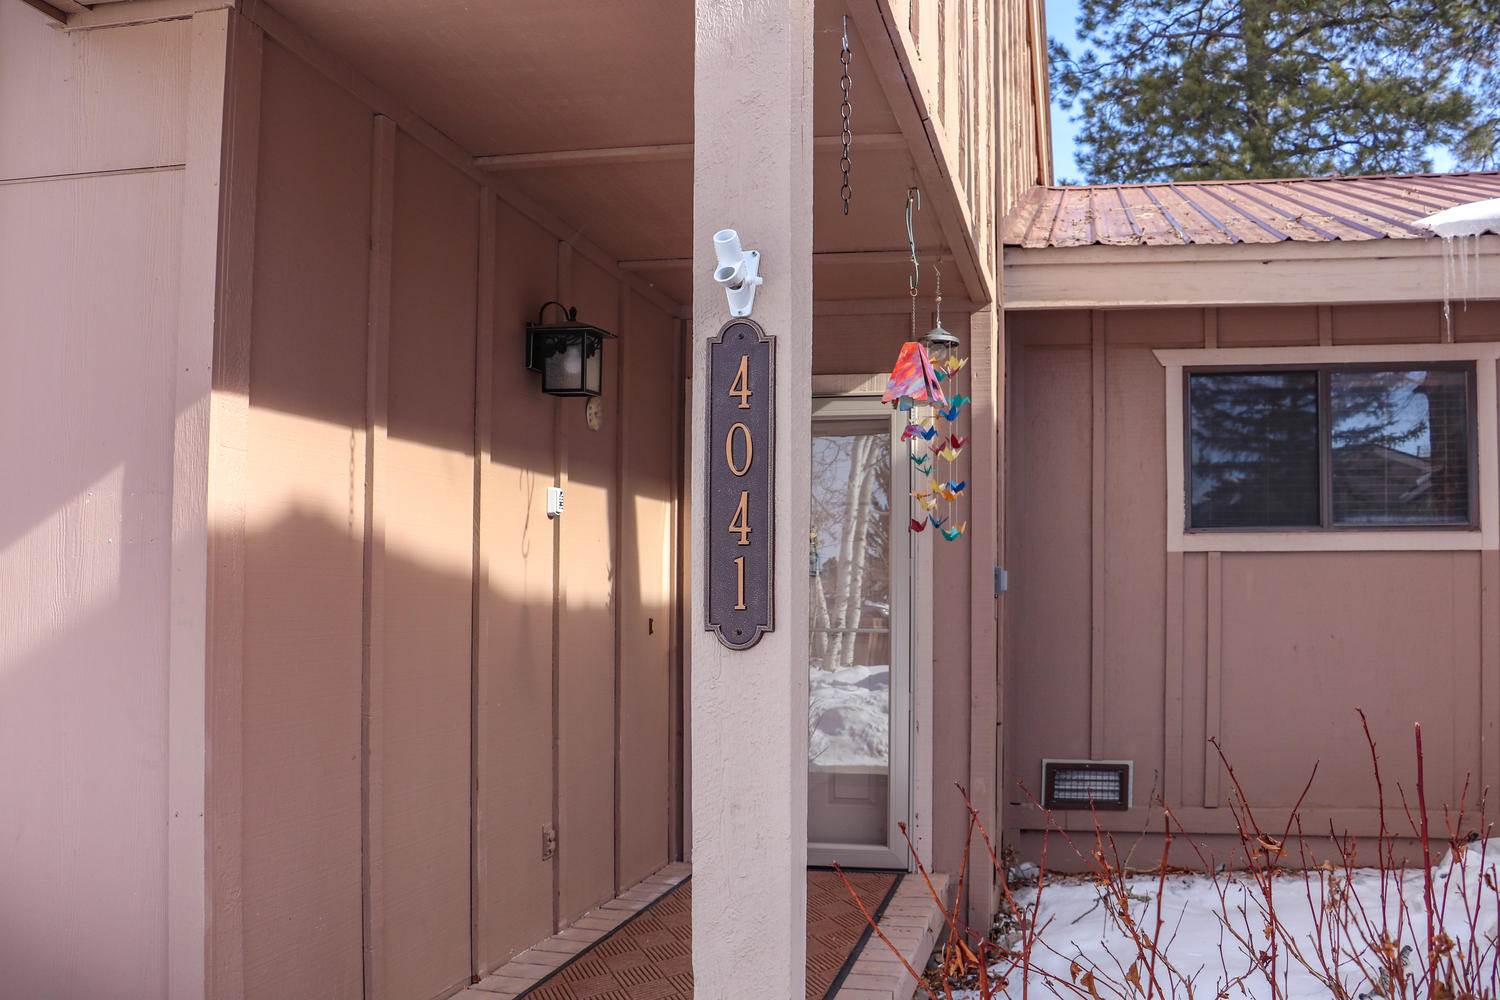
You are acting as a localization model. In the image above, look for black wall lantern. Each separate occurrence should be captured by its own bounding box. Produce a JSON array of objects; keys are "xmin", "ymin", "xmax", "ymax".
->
[{"xmin": 525, "ymin": 301, "xmax": 616, "ymax": 397}]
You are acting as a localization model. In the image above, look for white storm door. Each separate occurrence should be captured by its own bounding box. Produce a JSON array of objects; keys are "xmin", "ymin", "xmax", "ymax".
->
[{"xmin": 807, "ymin": 395, "xmax": 912, "ymax": 870}]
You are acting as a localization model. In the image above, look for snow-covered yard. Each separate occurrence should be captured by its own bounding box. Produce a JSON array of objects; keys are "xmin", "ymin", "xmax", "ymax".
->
[{"xmin": 934, "ymin": 840, "xmax": 1500, "ymax": 999}]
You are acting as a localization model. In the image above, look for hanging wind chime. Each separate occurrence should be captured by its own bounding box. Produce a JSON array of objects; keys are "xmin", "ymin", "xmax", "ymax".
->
[{"xmin": 881, "ymin": 188, "xmax": 970, "ymax": 541}]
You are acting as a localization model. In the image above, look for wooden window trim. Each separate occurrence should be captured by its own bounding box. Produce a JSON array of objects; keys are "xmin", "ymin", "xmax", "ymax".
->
[{"xmin": 1156, "ymin": 344, "xmax": 1500, "ymax": 553}]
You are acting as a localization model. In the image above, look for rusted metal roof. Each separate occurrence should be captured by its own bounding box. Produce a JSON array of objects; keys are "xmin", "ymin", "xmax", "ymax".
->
[{"xmin": 1001, "ymin": 171, "xmax": 1500, "ymax": 249}]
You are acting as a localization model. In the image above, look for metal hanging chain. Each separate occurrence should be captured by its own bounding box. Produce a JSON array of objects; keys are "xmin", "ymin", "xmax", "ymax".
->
[
  {"xmin": 906, "ymin": 187, "xmax": 921, "ymax": 338},
  {"xmin": 933, "ymin": 260, "xmax": 943, "ymax": 331},
  {"xmin": 839, "ymin": 16, "xmax": 853, "ymax": 215}
]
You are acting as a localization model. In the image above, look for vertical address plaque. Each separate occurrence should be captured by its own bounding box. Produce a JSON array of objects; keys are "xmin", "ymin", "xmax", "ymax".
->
[{"xmin": 705, "ymin": 319, "xmax": 775, "ymax": 650}]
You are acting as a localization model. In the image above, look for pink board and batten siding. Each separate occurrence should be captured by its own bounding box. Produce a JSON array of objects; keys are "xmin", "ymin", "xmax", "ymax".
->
[
  {"xmin": 1004, "ymin": 301, "xmax": 1500, "ymax": 862},
  {"xmin": 0, "ymin": 6, "xmax": 223, "ymax": 998},
  {"xmin": 230, "ymin": 26, "xmax": 684, "ymax": 1000},
  {"xmin": 0, "ymin": 3, "xmax": 683, "ymax": 995}
]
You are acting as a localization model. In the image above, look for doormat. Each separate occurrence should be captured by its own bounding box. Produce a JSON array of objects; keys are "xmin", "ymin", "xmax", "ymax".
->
[{"xmin": 515, "ymin": 869, "xmax": 903, "ymax": 1000}]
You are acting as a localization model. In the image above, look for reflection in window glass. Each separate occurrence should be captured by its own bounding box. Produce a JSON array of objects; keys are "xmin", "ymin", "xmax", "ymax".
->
[
  {"xmin": 1331, "ymin": 368, "xmax": 1470, "ymax": 525},
  {"xmin": 808, "ymin": 419, "xmax": 892, "ymax": 847},
  {"xmin": 1188, "ymin": 372, "xmax": 1320, "ymax": 529}
]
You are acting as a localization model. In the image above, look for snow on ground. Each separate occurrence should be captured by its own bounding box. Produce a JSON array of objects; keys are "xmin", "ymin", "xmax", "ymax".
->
[
  {"xmin": 809, "ymin": 664, "xmax": 889, "ymax": 769},
  {"xmin": 954, "ymin": 840, "xmax": 1500, "ymax": 999}
]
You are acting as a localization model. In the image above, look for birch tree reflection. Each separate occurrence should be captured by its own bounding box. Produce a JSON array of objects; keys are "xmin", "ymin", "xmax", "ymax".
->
[{"xmin": 809, "ymin": 424, "xmax": 890, "ymax": 673}]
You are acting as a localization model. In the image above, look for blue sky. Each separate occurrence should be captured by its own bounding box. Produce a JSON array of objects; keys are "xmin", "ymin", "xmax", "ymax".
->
[{"xmin": 1044, "ymin": 0, "xmax": 1085, "ymax": 182}]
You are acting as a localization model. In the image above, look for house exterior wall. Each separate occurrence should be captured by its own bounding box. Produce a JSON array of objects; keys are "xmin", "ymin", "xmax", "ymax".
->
[
  {"xmin": 1003, "ymin": 301, "xmax": 1500, "ymax": 863},
  {"xmin": 0, "ymin": 6, "xmax": 231, "ymax": 997},
  {"xmin": 219, "ymin": 18, "xmax": 683, "ymax": 998},
  {"xmin": 0, "ymin": 0, "xmax": 1040, "ymax": 991}
]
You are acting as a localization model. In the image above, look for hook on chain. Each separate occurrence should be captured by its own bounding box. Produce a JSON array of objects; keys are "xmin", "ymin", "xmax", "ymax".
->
[
  {"xmin": 906, "ymin": 186, "xmax": 921, "ymax": 337},
  {"xmin": 905, "ymin": 187, "xmax": 921, "ymax": 296}
]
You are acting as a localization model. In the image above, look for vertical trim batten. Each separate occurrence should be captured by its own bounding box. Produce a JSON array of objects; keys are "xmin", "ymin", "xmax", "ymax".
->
[
  {"xmin": 1163, "ymin": 552, "xmax": 1185, "ymax": 809},
  {"xmin": 1203, "ymin": 551, "xmax": 1223, "ymax": 808},
  {"xmin": 1482, "ymin": 549, "xmax": 1500, "ymax": 798},
  {"xmin": 202, "ymin": 11, "xmax": 262, "ymax": 1000},
  {"xmin": 469, "ymin": 188, "xmax": 497, "ymax": 979},
  {"xmin": 1089, "ymin": 311, "xmax": 1107, "ymax": 756},
  {"xmin": 612, "ymin": 279, "xmax": 630, "ymax": 897},
  {"xmin": 173, "ymin": 10, "xmax": 234, "ymax": 999},
  {"xmin": 361, "ymin": 113, "xmax": 396, "ymax": 1000},
  {"xmin": 667, "ymin": 317, "xmax": 688, "ymax": 863},
  {"xmin": 550, "ymin": 241, "xmax": 573, "ymax": 933}
]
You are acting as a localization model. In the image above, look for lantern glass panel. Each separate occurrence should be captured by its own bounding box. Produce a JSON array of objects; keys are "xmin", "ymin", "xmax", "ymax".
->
[
  {"xmin": 584, "ymin": 336, "xmax": 603, "ymax": 395},
  {"xmin": 542, "ymin": 333, "xmax": 584, "ymax": 394}
]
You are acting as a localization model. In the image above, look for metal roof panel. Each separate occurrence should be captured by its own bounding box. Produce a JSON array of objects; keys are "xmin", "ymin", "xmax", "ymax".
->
[{"xmin": 1003, "ymin": 171, "xmax": 1500, "ymax": 248}]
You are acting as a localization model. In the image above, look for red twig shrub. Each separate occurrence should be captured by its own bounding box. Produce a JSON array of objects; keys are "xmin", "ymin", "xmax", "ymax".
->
[{"xmin": 838, "ymin": 712, "xmax": 1500, "ymax": 999}]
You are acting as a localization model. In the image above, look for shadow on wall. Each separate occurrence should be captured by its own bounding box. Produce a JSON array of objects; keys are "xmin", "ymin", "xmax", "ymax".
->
[{"xmin": 0, "ymin": 424, "xmax": 677, "ymax": 1000}]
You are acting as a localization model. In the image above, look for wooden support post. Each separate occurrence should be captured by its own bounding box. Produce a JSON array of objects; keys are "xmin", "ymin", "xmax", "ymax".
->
[
  {"xmin": 966, "ymin": 304, "xmax": 1000, "ymax": 929},
  {"xmin": 690, "ymin": 1, "xmax": 814, "ymax": 996}
]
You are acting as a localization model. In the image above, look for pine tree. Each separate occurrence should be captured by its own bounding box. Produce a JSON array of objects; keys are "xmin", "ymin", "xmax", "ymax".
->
[{"xmin": 1050, "ymin": 0, "xmax": 1500, "ymax": 182}]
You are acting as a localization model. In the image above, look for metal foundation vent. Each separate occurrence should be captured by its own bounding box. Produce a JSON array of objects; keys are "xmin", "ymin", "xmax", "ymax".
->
[{"xmin": 1041, "ymin": 759, "xmax": 1132, "ymax": 811}]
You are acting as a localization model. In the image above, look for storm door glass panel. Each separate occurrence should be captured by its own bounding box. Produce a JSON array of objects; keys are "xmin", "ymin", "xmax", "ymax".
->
[
  {"xmin": 1330, "ymin": 368, "xmax": 1471, "ymax": 525},
  {"xmin": 1188, "ymin": 371, "xmax": 1320, "ymax": 529},
  {"xmin": 809, "ymin": 416, "xmax": 892, "ymax": 848}
]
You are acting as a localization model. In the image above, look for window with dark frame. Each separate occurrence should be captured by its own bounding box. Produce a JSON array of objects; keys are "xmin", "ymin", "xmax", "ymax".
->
[{"xmin": 1187, "ymin": 364, "xmax": 1476, "ymax": 531}]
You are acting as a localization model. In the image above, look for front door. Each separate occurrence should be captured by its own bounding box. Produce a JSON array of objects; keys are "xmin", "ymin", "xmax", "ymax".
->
[{"xmin": 807, "ymin": 395, "xmax": 912, "ymax": 870}]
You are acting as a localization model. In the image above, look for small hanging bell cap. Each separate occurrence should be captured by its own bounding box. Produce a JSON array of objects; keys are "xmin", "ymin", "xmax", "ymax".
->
[{"xmin": 923, "ymin": 323, "xmax": 960, "ymax": 349}]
